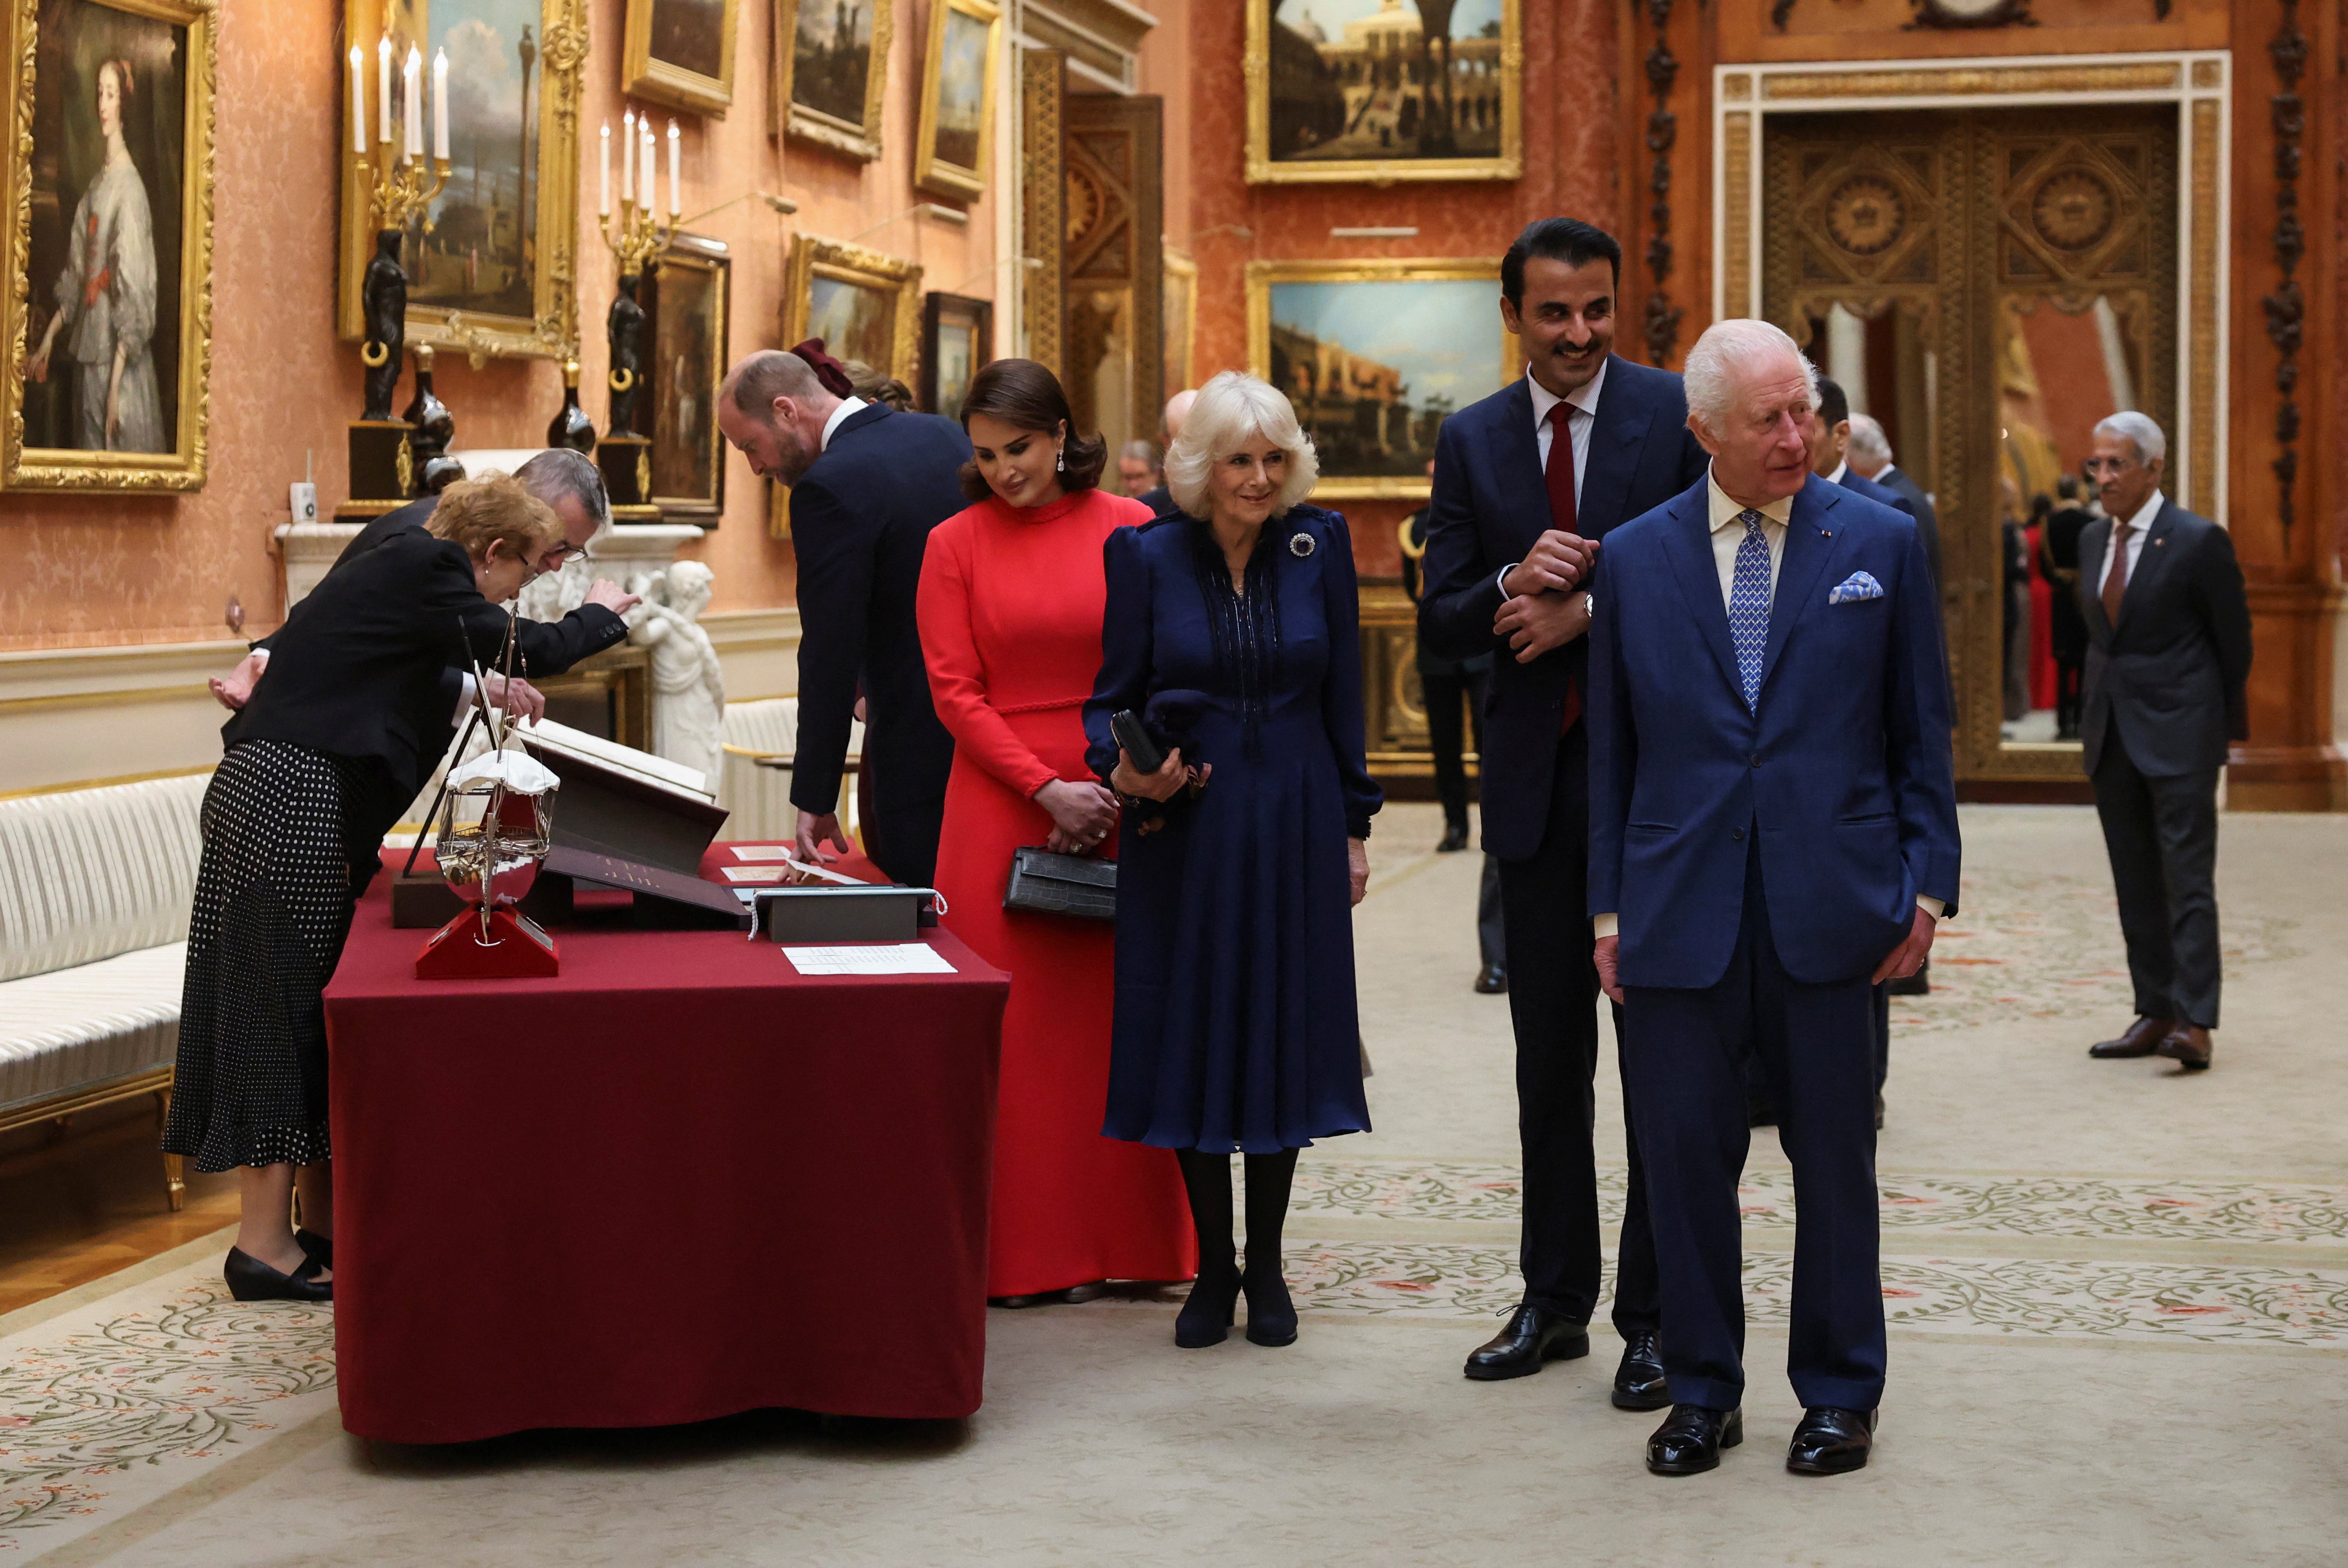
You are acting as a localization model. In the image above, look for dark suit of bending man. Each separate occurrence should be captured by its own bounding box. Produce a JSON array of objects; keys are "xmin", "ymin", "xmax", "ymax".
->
[
  {"xmin": 717, "ymin": 348, "xmax": 969, "ymax": 888},
  {"xmin": 2076, "ymin": 411, "xmax": 2252, "ymax": 1074},
  {"xmin": 1417, "ymin": 218, "xmax": 1709, "ymax": 1408},
  {"xmin": 1589, "ymin": 319, "xmax": 1958, "ymax": 1478}
]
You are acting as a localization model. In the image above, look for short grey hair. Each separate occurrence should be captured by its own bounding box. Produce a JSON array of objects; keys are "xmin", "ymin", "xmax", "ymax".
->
[
  {"xmin": 1845, "ymin": 412, "xmax": 1893, "ymax": 466},
  {"xmin": 515, "ymin": 447, "xmax": 609, "ymax": 529},
  {"xmin": 1165, "ymin": 371, "xmax": 1320, "ymax": 520},
  {"xmin": 1119, "ymin": 438, "xmax": 1162, "ymax": 470},
  {"xmin": 2093, "ymin": 410, "xmax": 2167, "ymax": 466},
  {"xmin": 1683, "ymin": 319, "xmax": 1818, "ymax": 437}
]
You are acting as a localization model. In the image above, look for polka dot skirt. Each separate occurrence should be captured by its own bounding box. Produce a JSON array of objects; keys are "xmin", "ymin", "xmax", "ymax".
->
[{"xmin": 163, "ymin": 741, "xmax": 382, "ymax": 1173}]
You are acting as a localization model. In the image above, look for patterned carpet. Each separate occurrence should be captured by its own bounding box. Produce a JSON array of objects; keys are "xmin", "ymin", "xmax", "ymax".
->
[{"xmin": 2, "ymin": 805, "xmax": 2343, "ymax": 1565}]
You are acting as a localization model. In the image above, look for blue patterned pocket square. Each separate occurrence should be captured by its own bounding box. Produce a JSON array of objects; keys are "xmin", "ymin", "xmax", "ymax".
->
[{"xmin": 1829, "ymin": 571, "xmax": 1885, "ymax": 605}]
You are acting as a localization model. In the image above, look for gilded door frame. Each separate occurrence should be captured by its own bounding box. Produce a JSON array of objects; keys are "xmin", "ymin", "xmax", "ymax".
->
[{"xmin": 1712, "ymin": 51, "xmax": 2230, "ymax": 785}]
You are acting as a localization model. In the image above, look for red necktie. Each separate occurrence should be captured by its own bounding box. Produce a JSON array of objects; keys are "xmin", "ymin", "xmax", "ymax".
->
[
  {"xmin": 2101, "ymin": 520, "xmax": 2133, "ymax": 627},
  {"xmin": 1545, "ymin": 401, "xmax": 1583, "ymax": 734}
]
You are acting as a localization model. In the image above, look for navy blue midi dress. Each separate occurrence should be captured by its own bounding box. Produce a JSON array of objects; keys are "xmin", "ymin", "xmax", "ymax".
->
[{"xmin": 1083, "ymin": 505, "xmax": 1384, "ymax": 1153}]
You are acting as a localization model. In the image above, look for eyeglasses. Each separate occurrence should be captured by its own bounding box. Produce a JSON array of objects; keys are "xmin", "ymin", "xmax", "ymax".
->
[
  {"xmin": 539, "ymin": 542, "xmax": 591, "ymax": 568},
  {"xmin": 2081, "ymin": 457, "xmax": 2137, "ymax": 476}
]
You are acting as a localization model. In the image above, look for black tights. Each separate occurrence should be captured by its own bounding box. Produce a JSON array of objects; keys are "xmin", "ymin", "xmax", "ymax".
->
[{"xmin": 1174, "ymin": 1148, "xmax": 1299, "ymax": 1276}]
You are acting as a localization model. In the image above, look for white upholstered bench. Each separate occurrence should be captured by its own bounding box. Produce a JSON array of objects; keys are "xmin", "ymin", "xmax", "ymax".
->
[
  {"xmin": 0, "ymin": 773, "xmax": 208, "ymax": 1208},
  {"xmin": 719, "ymin": 698, "xmax": 864, "ymax": 848}
]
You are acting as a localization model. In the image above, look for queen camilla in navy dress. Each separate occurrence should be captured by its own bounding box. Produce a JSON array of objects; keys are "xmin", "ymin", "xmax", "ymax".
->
[
  {"xmin": 1084, "ymin": 505, "xmax": 1381, "ymax": 1151},
  {"xmin": 1082, "ymin": 370, "xmax": 1383, "ymax": 1351}
]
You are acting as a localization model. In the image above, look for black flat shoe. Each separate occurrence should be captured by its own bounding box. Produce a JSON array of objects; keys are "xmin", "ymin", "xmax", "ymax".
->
[
  {"xmin": 1786, "ymin": 1405, "xmax": 1876, "ymax": 1475},
  {"xmin": 1611, "ymin": 1329, "xmax": 1669, "ymax": 1410},
  {"xmin": 1175, "ymin": 1261, "xmax": 1241, "ymax": 1349},
  {"xmin": 223, "ymin": 1247, "xmax": 332, "ymax": 1303},
  {"xmin": 1241, "ymin": 1264, "xmax": 1297, "ymax": 1347},
  {"xmin": 989, "ymin": 1289, "xmax": 1074, "ymax": 1309},
  {"xmin": 1473, "ymin": 962, "xmax": 1508, "ymax": 994},
  {"xmin": 1463, "ymin": 1302, "xmax": 1588, "ymax": 1380},
  {"xmin": 1437, "ymin": 822, "xmax": 1470, "ymax": 852},
  {"xmin": 1647, "ymin": 1404, "xmax": 1741, "ymax": 1475},
  {"xmin": 294, "ymin": 1228, "xmax": 334, "ymax": 1270}
]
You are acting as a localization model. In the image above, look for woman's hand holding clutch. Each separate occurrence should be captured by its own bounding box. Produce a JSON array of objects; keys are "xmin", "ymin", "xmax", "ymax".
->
[
  {"xmin": 1111, "ymin": 746, "xmax": 1190, "ymax": 803},
  {"xmin": 1037, "ymin": 778, "xmax": 1119, "ymax": 855}
]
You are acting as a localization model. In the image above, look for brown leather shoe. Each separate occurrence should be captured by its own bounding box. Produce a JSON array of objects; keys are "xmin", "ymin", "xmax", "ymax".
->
[
  {"xmin": 2089, "ymin": 1015, "xmax": 2175, "ymax": 1059},
  {"xmin": 2157, "ymin": 1024, "xmax": 2213, "ymax": 1071}
]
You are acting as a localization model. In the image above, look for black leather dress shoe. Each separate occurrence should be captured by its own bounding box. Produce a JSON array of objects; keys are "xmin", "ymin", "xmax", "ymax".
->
[
  {"xmin": 1786, "ymin": 1406, "xmax": 1876, "ymax": 1474},
  {"xmin": 1437, "ymin": 822, "xmax": 1470, "ymax": 852},
  {"xmin": 294, "ymin": 1228, "xmax": 334, "ymax": 1270},
  {"xmin": 223, "ymin": 1247, "xmax": 332, "ymax": 1303},
  {"xmin": 2090, "ymin": 1015, "xmax": 2176, "ymax": 1059},
  {"xmin": 1473, "ymin": 962, "xmax": 1508, "ymax": 994},
  {"xmin": 1463, "ymin": 1303, "xmax": 1588, "ymax": 1380},
  {"xmin": 1611, "ymin": 1330, "xmax": 1669, "ymax": 1410},
  {"xmin": 1646, "ymin": 1404, "xmax": 1740, "ymax": 1475}
]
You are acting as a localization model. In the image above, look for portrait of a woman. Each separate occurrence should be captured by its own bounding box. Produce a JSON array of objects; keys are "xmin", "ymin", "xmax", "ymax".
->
[{"xmin": 27, "ymin": 55, "xmax": 167, "ymax": 454}]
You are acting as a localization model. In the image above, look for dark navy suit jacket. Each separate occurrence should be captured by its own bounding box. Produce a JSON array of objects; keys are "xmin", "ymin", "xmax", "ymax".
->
[
  {"xmin": 787, "ymin": 402, "xmax": 969, "ymax": 824},
  {"xmin": 2076, "ymin": 497, "xmax": 2252, "ymax": 778},
  {"xmin": 1588, "ymin": 474, "xmax": 1960, "ymax": 989},
  {"xmin": 1417, "ymin": 357, "xmax": 1710, "ymax": 860}
]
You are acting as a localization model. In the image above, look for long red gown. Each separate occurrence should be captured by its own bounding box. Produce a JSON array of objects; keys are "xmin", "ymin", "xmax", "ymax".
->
[{"xmin": 915, "ymin": 486, "xmax": 1198, "ymax": 1297}]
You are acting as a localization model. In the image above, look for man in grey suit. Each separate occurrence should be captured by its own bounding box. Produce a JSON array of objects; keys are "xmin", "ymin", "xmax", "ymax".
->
[
  {"xmin": 2077, "ymin": 411, "xmax": 2253, "ymax": 1073},
  {"xmin": 1845, "ymin": 414, "xmax": 1940, "ymax": 591}
]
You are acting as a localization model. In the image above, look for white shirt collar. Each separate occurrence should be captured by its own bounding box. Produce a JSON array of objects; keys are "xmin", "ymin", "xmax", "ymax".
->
[
  {"xmin": 1705, "ymin": 465, "xmax": 1796, "ymax": 532},
  {"xmin": 1526, "ymin": 357, "xmax": 1608, "ymax": 427},
  {"xmin": 1824, "ymin": 460, "xmax": 1849, "ymax": 485},
  {"xmin": 819, "ymin": 396, "xmax": 868, "ymax": 452},
  {"xmin": 2120, "ymin": 489, "xmax": 2164, "ymax": 535}
]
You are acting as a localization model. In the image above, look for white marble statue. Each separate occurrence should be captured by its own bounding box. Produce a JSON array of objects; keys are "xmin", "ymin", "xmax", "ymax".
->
[{"xmin": 627, "ymin": 561, "xmax": 724, "ymax": 783}]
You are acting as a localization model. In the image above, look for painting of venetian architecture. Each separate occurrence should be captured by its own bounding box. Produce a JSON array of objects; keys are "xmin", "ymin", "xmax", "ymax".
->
[{"xmin": 1266, "ymin": 0, "xmax": 1508, "ymax": 166}]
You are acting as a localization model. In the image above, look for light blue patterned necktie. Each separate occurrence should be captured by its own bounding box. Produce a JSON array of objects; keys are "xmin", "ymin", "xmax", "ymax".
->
[{"xmin": 1728, "ymin": 509, "xmax": 1772, "ymax": 709}]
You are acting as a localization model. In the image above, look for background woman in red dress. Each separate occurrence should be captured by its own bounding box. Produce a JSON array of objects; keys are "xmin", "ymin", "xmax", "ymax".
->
[{"xmin": 917, "ymin": 360, "xmax": 1197, "ymax": 1304}]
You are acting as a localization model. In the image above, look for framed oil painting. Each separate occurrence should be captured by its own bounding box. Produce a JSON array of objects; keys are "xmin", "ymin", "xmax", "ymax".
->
[
  {"xmin": 625, "ymin": 0, "xmax": 738, "ymax": 117},
  {"xmin": 920, "ymin": 292, "xmax": 992, "ymax": 420},
  {"xmin": 1, "ymin": 0, "xmax": 216, "ymax": 491},
  {"xmin": 1246, "ymin": 0, "xmax": 1521, "ymax": 186},
  {"xmin": 1246, "ymin": 259, "xmax": 1511, "ymax": 500},
  {"xmin": 782, "ymin": 234, "xmax": 921, "ymax": 385},
  {"xmin": 913, "ymin": 0, "xmax": 998, "ymax": 202},
  {"xmin": 773, "ymin": 0, "xmax": 890, "ymax": 163},
  {"xmin": 337, "ymin": 0, "xmax": 585, "ymax": 363},
  {"xmin": 644, "ymin": 232, "xmax": 728, "ymax": 519},
  {"xmin": 1162, "ymin": 243, "xmax": 1197, "ymax": 394}
]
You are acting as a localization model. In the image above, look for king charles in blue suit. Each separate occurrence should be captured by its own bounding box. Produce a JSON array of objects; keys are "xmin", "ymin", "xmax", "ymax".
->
[{"xmin": 1587, "ymin": 321, "xmax": 1959, "ymax": 1479}]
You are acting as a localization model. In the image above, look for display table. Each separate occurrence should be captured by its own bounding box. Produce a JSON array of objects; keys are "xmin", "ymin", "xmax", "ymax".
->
[{"xmin": 325, "ymin": 849, "xmax": 1007, "ymax": 1444}]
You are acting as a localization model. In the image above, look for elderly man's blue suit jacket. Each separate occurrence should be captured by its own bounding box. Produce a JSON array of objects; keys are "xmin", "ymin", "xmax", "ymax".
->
[{"xmin": 1588, "ymin": 473, "xmax": 1960, "ymax": 989}]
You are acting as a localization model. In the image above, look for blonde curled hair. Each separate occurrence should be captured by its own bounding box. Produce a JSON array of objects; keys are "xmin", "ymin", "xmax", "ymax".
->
[{"xmin": 425, "ymin": 472, "xmax": 564, "ymax": 564}]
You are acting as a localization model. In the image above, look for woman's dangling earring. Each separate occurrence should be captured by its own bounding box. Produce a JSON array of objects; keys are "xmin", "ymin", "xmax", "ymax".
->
[{"xmin": 1056, "ymin": 446, "xmax": 1066, "ymax": 473}]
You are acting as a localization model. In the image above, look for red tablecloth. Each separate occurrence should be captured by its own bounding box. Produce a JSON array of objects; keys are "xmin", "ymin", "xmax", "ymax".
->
[{"xmin": 326, "ymin": 848, "xmax": 1007, "ymax": 1444}]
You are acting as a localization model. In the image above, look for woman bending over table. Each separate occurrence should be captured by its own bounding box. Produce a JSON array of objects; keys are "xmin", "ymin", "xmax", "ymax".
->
[
  {"xmin": 164, "ymin": 475, "xmax": 636, "ymax": 1302},
  {"xmin": 917, "ymin": 359, "xmax": 1197, "ymax": 1305},
  {"xmin": 1083, "ymin": 370, "xmax": 1382, "ymax": 1350}
]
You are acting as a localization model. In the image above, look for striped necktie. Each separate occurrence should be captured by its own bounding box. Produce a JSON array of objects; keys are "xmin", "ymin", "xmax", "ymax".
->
[{"xmin": 1729, "ymin": 509, "xmax": 1771, "ymax": 709}]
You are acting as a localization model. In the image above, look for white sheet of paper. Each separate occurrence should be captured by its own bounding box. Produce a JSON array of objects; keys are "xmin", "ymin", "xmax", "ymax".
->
[
  {"xmin": 730, "ymin": 845, "xmax": 796, "ymax": 861},
  {"xmin": 781, "ymin": 943, "xmax": 956, "ymax": 976},
  {"xmin": 721, "ymin": 865, "xmax": 795, "ymax": 883}
]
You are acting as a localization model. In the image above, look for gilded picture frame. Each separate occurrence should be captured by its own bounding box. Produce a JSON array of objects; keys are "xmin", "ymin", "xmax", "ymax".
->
[
  {"xmin": 772, "ymin": 0, "xmax": 890, "ymax": 164},
  {"xmin": 912, "ymin": 0, "xmax": 998, "ymax": 203},
  {"xmin": 643, "ymin": 230, "xmax": 728, "ymax": 520},
  {"xmin": 0, "ymin": 0, "xmax": 217, "ymax": 492},
  {"xmin": 336, "ymin": 0, "xmax": 586, "ymax": 364},
  {"xmin": 1246, "ymin": 0, "xmax": 1522, "ymax": 186},
  {"xmin": 624, "ymin": 0, "xmax": 738, "ymax": 119},
  {"xmin": 770, "ymin": 234, "xmax": 920, "ymax": 538},
  {"xmin": 1246, "ymin": 258, "xmax": 1512, "ymax": 500},
  {"xmin": 1162, "ymin": 243, "xmax": 1196, "ymax": 394},
  {"xmin": 919, "ymin": 290, "xmax": 991, "ymax": 420}
]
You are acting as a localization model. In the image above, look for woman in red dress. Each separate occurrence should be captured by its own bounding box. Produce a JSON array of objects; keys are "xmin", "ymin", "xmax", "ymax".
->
[{"xmin": 917, "ymin": 359, "xmax": 1197, "ymax": 1304}]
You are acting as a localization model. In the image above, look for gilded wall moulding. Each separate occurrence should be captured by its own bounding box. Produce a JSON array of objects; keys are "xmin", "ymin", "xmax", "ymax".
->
[
  {"xmin": 2263, "ymin": 0, "xmax": 2306, "ymax": 553},
  {"xmin": 336, "ymin": 0, "xmax": 587, "ymax": 364},
  {"xmin": 1, "ymin": 0, "xmax": 218, "ymax": 492},
  {"xmin": 1764, "ymin": 64, "xmax": 2179, "ymax": 101}
]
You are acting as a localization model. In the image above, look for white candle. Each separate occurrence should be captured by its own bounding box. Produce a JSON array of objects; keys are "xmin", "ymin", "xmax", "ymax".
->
[
  {"xmin": 377, "ymin": 36, "xmax": 392, "ymax": 145},
  {"xmin": 667, "ymin": 121, "xmax": 681, "ymax": 217},
  {"xmin": 432, "ymin": 50, "xmax": 449, "ymax": 161},
  {"xmin": 622, "ymin": 108, "xmax": 635, "ymax": 205},
  {"xmin": 404, "ymin": 48, "xmax": 421, "ymax": 161},
  {"xmin": 599, "ymin": 122, "xmax": 611, "ymax": 217},
  {"xmin": 350, "ymin": 47, "xmax": 365, "ymax": 155},
  {"xmin": 642, "ymin": 122, "xmax": 655, "ymax": 218}
]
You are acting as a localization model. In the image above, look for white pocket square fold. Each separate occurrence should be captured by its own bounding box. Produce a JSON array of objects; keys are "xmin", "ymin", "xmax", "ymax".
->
[{"xmin": 1828, "ymin": 571, "xmax": 1885, "ymax": 605}]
